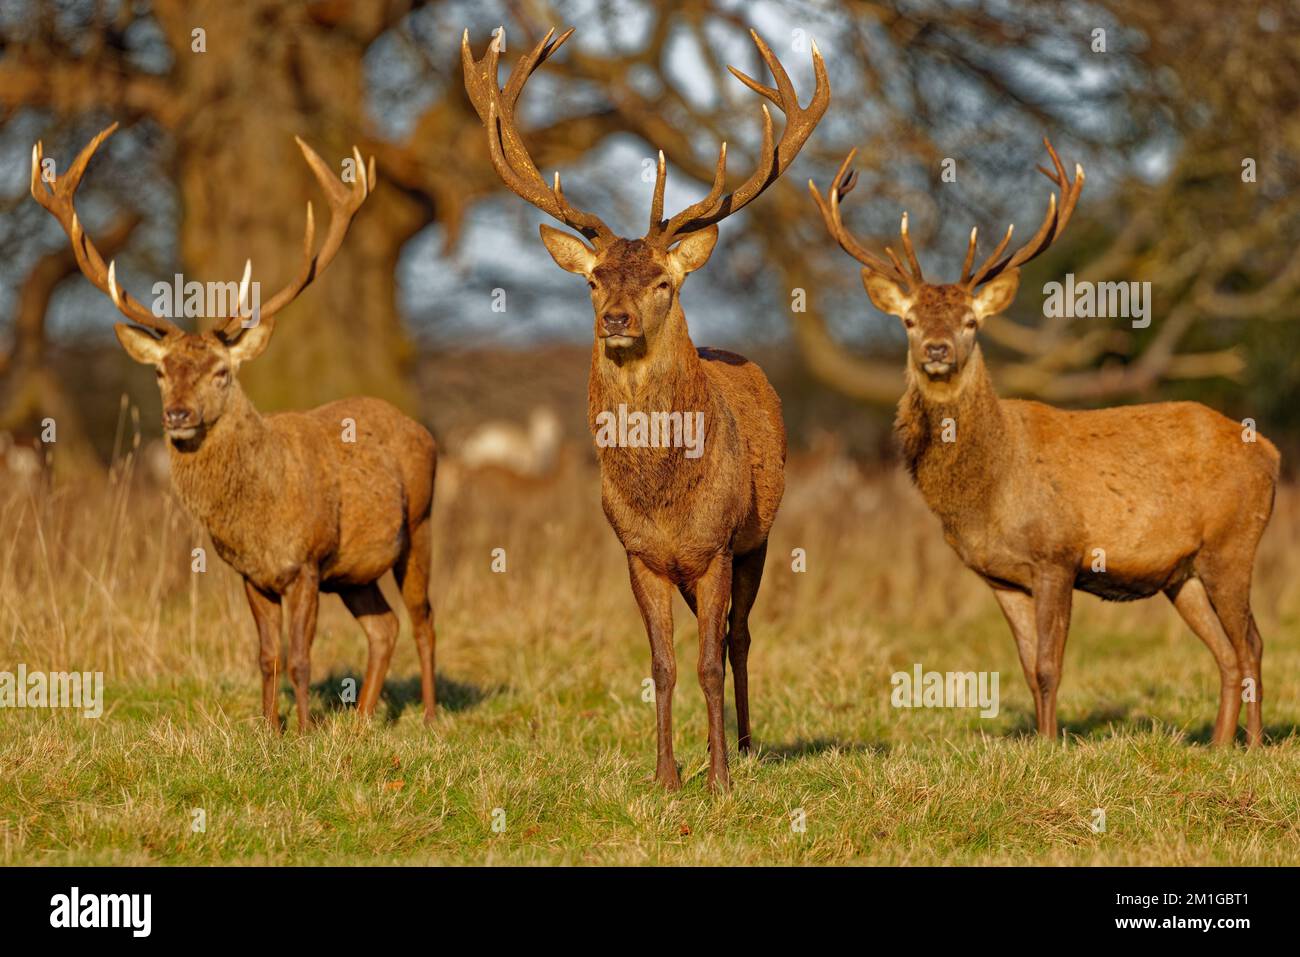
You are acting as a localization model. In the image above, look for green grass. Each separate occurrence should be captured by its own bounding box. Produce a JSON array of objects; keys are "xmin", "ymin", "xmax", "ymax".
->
[
  {"xmin": 4, "ymin": 616, "xmax": 1298, "ymax": 865},
  {"xmin": 2, "ymin": 465, "xmax": 1299, "ymax": 864}
]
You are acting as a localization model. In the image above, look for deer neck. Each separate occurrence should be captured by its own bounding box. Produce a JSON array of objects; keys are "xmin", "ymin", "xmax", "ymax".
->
[
  {"xmin": 588, "ymin": 301, "xmax": 711, "ymax": 426},
  {"xmin": 166, "ymin": 384, "xmax": 281, "ymax": 541},
  {"xmin": 587, "ymin": 301, "xmax": 713, "ymax": 480},
  {"xmin": 895, "ymin": 346, "xmax": 1013, "ymax": 525}
]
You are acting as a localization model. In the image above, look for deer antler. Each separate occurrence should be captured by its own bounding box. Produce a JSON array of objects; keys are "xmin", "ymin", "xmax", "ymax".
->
[
  {"xmin": 963, "ymin": 137, "xmax": 1085, "ymax": 289},
  {"xmin": 30, "ymin": 123, "xmax": 178, "ymax": 337},
  {"xmin": 465, "ymin": 27, "xmax": 828, "ymax": 249},
  {"xmin": 649, "ymin": 30, "xmax": 829, "ymax": 247},
  {"xmin": 462, "ymin": 27, "xmax": 616, "ymax": 247},
  {"xmin": 811, "ymin": 137, "xmax": 1084, "ymax": 292},
  {"xmin": 808, "ymin": 150, "xmax": 925, "ymax": 292},
  {"xmin": 30, "ymin": 122, "xmax": 374, "ymax": 340},
  {"xmin": 216, "ymin": 137, "xmax": 375, "ymax": 338}
]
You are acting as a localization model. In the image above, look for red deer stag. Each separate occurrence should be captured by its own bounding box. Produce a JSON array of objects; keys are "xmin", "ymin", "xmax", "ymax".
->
[
  {"xmin": 464, "ymin": 28, "xmax": 827, "ymax": 790},
  {"xmin": 810, "ymin": 138, "xmax": 1278, "ymax": 747},
  {"xmin": 31, "ymin": 123, "xmax": 439, "ymax": 731}
]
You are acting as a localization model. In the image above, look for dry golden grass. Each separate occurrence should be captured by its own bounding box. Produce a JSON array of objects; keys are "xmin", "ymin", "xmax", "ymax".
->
[{"xmin": 1, "ymin": 442, "xmax": 1298, "ymax": 864}]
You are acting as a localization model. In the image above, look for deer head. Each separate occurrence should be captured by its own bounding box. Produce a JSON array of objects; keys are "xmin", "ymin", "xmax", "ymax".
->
[
  {"xmin": 30, "ymin": 123, "xmax": 373, "ymax": 443},
  {"xmin": 463, "ymin": 27, "xmax": 828, "ymax": 359},
  {"xmin": 810, "ymin": 138, "xmax": 1084, "ymax": 395}
]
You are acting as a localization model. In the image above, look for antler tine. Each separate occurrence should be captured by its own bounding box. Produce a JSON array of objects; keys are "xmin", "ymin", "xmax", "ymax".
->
[
  {"xmin": 502, "ymin": 28, "xmax": 572, "ymax": 114},
  {"xmin": 882, "ymin": 214, "xmax": 923, "ymax": 286},
  {"xmin": 648, "ymin": 150, "xmax": 667, "ymax": 231},
  {"xmin": 959, "ymin": 227, "xmax": 978, "ymax": 284},
  {"xmin": 808, "ymin": 150, "xmax": 916, "ymax": 290},
  {"xmin": 460, "ymin": 27, "xmax": 500, "ymax": 125},
  {"xmin": 729, "ymin": 29, "xmax": 798, "ymax": 108},
  {"xmin": 217, "ymin": 201, "xmax": 316, "ymax": 338},
  {"xmin": 836, "ymin": 162, "xmax": 859, "ymax": 199},
  {"xmin": 965, "ymin": 222, "xmax": 1016, "ymax": 289},
  {"xmin": 463, "ymin": 28, "xmax": 615, "ymax": 246},
  {"xmin": 896, "ymin": 212, "xmax": 924, "ymax": 284},
  {"xmin": 656, "ymin": 140, "xmax": 732, "ymax": 237},
  {"xmin": 1037, "ymin": 136, "xmax": 1085, "ymax": 238},
  {"xmin": 30, "ymin": 123, "xmax": 179, "ymax": 336},
  {"xmin": 883, "ymin": 243, "xmax": 911, "ymax": 282},
  {"xmin": 651, "ymin": 30, "xmax": 830, "ymax": 245},
  {"xmin": 967, "ymin": 136, "xmax": 1084, "ymax": 288},
  {"xmin": 553, "ymin": 169, "xmax": 595, "ymax": 229},
  {"xmin": 219, "ymin": 137, "xmax": 371, "ymax": 337}
]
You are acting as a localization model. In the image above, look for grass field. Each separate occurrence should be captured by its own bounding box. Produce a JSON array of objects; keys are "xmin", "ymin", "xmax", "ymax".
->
[{"xmin": 2, "ymin": 448, "xmax": 1299, "ymax": 865}]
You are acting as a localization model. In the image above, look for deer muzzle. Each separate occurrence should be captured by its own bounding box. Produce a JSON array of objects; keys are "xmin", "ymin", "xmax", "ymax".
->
[
  {"xmin": 921, "ymin": 340, "xmax": 956, "ymax": 378},
  {"xmin": 164, "ymin": 406, "xmax": 201, "ymax": 439},
  {"xmin": 599, "ymin": 310, "xmax": 642, "ymax": 346}
]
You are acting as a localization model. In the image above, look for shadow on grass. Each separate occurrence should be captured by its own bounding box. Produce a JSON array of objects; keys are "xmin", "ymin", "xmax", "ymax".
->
[
  {"xmin": 300, "ymin": 671, "xmax": 503, "ymax": 723},
  {"xmin": 755, "ymin": 737, "xmax": 888, "ymax": 762},
  {"xmin": 1003, "ymin": 704, "xmax": 1300, "ymax": 746},
  {"xmin": 1179, "ymin": 721, "xmax": 1300, "ymax": 747},
  {"xmin": 1003, "ymin": 704, "xmax": 1135, "ymax": 741}
]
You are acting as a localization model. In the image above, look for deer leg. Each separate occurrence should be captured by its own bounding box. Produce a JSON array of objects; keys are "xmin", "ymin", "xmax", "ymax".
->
[
  {"xmin": 284, "ymin": 567, "xmax": 321, "ymax": 733},
  {"xmin": 1166, "ymin": 577, "xmax": 1240, "ymax": 746},
  {"xmin": 991, "ymin": 586, "xmax": 1039, "ymax": 729},
  {"xmin": 340, "ymin": 583, "xmax": 399, "ymax": 719},
  {"xmin": 728, "ymin": 542, "xmax": 767, "ymax": 754},
  {"xmin": 244, "ymin": 579, "xmax": 282, "ymax": 732},
  {"xmin": 1032, "ymin": 569, "xmax": 1073, "ymax": 741},
  {"xmin": 628, "ymin": 554, "xmax": 680, "ymax": 790},
  {"xmin": 1203, "ymin": 562, "xmax": 1263, "ymax": 748},
  {"xmin": 1246, "ymin": 613, "xmax": 1264, "ymax": 748},
  {"xmin": 696, "ymin": 551, "xmax": 734, "ymax": 792},
  {"xmin": 395, "ymin": 516, "xmax": 438, "ymax": 722}
]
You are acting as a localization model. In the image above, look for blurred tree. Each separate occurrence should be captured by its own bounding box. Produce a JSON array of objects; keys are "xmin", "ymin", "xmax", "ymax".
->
[
  {"xmin": 0, "ymin": 0, "xmax": 620, "ymax": 440},
  {"xmin": 0, "ymin": 207, "xmax": 137, "ymax": 474},
  {"xmin": 2, "ymin": 0, "xmax": 1299, "ymax": 471},
  {"xmin": 569, "ymin": 0, "xmax": 1300, "ymax": 406}
]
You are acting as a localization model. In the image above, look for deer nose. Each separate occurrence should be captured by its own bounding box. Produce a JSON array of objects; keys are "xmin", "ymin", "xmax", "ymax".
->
[
  {"xmin": 601, "ymin": 312, "xmax": 631, "ymax": 336},
  {"xmin": 164, "ymin": 407, "xmax": 194, "ymax": 428},
  {"xmin": 924, "ymin": 341, "xmax": 952, "ymax": 363}
]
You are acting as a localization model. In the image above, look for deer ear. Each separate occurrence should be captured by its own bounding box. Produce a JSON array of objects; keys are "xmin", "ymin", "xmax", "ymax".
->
[
  {"xmin": 668, "ymin": 225, "xmax": 718, "ymax": 276},
  {"xmin": 224, "ymin": 319, "xmax": 274, "ymax": 366},
  {"xmin": 539, "ymin": 224, "xmax": 597, "ymax": 275},
  {"xmin": 114, "ymin": 323, "xmax": 169, "ymax": 365},
  {"xmin": 973, "ymin": 269, "xmax": 1020, "ymax": 319},
  {"xmin": 861, "ymin": 270, "xmax": 912, "ymax": 318}
]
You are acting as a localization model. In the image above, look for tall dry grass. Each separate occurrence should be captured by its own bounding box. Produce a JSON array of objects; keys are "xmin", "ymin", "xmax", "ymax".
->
[{"xmin": 4, "ymin": 431, "xmax": 1299, "ymax": 706}]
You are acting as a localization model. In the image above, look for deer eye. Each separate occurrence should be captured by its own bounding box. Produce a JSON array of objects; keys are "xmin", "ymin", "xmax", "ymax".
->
[
  {"xmin": 587, "ymin": 279, "xmax": 597, "ymax": 291},
  {"xmin": 655, "ymin": 279, "xmax": 670, "ymax": 292},
  {"xmin": 155, "ymin": 368, "xmax": 165, "ymax": 380},
  {"xmin": 964, "ymin": 317, "xmax": 978, "ymax": 330},
  {"xmin": 903, "ymin": 317, "xmax": 916, "ymax": 329},
  {"xmin": 213, "ymin": 368, "xmax": 229, "ymax": 386}
]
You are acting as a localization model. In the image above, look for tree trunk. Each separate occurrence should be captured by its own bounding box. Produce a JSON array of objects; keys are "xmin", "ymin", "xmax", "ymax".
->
[
  {"xmin": 156, "ymin": 1, "xmax": 424, "ymax": 414},
  {"xmin": 1, "ymin": 216, "xmax": 138, "ymax": 476}
]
